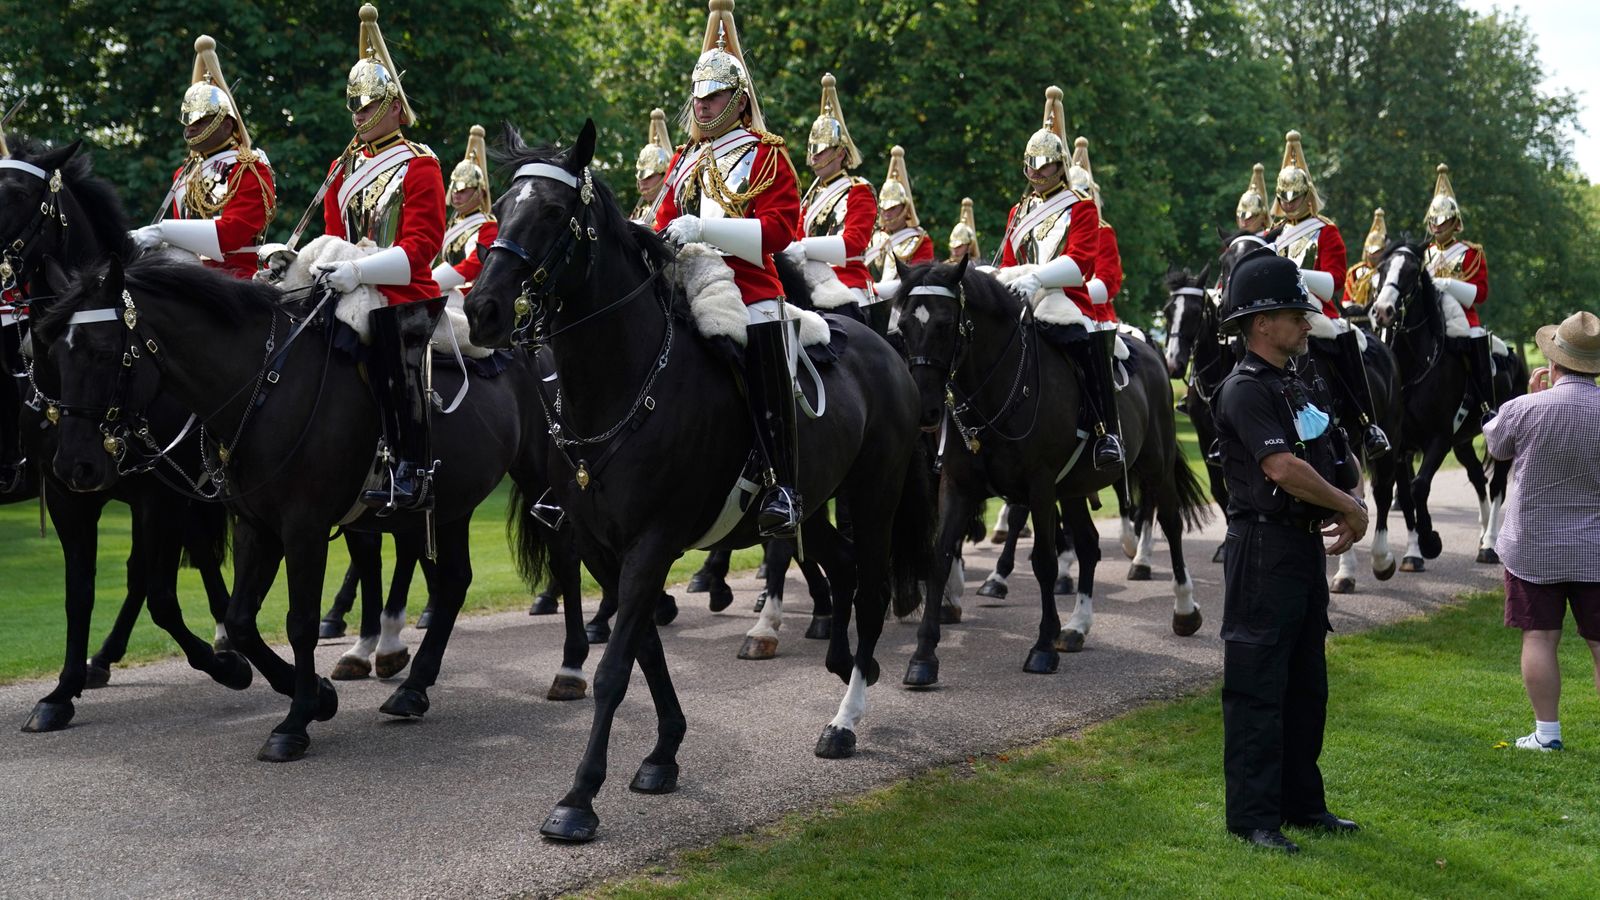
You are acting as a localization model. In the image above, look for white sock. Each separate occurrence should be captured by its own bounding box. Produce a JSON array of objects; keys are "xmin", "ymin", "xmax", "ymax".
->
[{"xmin": 1536, "ymin": 720, "xmax": 1562, "ymax": 744}]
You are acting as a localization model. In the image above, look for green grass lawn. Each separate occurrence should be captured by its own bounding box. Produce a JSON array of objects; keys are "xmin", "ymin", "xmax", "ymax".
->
[{"xmin": 598, "ymin": 591, "xmax": 1600, "ymax": 899}]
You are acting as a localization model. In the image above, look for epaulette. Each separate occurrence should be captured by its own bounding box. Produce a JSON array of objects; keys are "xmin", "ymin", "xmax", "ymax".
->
[
  {"xmin": 850, "ymin": 175, "xmax": 871, "ymax": 188},
  {"xmin": 1099, "ymin": 218, "xmax": 1114, "ymax": 230},
  {"xmin": 756, "ymin": 131, "xmax": 786, "ymax": 147},
  {"xmin": 1071, "ymin": 187, "xmax": 1093, "ymax": 202},
  {"xmin": 1317, "ymin": 213, "xmax": 1338, "ymax": 226},
  {"xmin": 406, "ymin": 140, "xmax": 437, "ymax": 159},
  {"xmin": 235, "ymin": 146, "xmax": 261, "ymax": 166}
]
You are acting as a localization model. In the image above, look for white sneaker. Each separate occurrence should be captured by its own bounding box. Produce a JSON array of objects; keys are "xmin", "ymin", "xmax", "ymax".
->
[{"xmin": 1515, "ymin": 732, "xmax": 1563, "ymax": 752}]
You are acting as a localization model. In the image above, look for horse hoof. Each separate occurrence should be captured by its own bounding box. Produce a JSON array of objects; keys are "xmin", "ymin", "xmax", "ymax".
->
[
  {"xmin": 83, "ymin": 661, "xmax": 112, "ymax": 690},
  {"xmin": 975, "ymin": 581, "xmax": 1008, "ymax": 600},
  {"xmin": 317, "ymin": 619, "xmax": 346, "ymax": 641},
  {"xmin": 1476, "ymin": 548, "xmax": 1500, "ymax": 565},
  {"xmin": 375, "ymin": 649, "xmax": 412, "ymax": 679},
  {"xmin": 379, "ymin": 686, "xmax": 428, "ymax": 719},
  {"xmin": 629, "ymin": 761, "xmax": 680, "ymax": 795},
  {"xmin": 738, "ymin": 635, "xmax": 778, "ymax": 660},
  {"xmin": 213, "ymin": 650, "xmax": 254, "ymax": 691},
  {"xmin": 989, "ymin": 529, "xmax": 1008, "ymax": 545},
  {"xmin": 939, "ymin": 603, "xmax": 962, "ymax": 625},
  {"xmin": 1057, "ymin": 630, "xmax": 1086, "ymax": 654},
  {"xmin": 903, "ymin": 657, "xmax": 940, "ymax": 688},
  {"xmin": 21, "ymin": 701, "xmax": 74, "ymax": 733},
  {"xmin": 1373, "ymin": 558, "xmax": 1397, "ymax": 581},
  {"xmin": 212, "ymin": 635, "xmax": 234, "ymax": 654},
  {"xmin": 540, "ymin": 805, "xmax": 599, "ymax": 842},
  {"xmin": 1172, "ymin": 608, "xmax": 1203, "ymax": 637},
  {"xmin": 329, "ymin": 655, "xmax": 371, "ymax": 681},
  {"xmin": 547, "ymin": 674, "xmax": 587, "ymax": 701},
  {"xmin": 256, "ymin": 731, "xmax": 309, "ymax": 763},
  {"xmin": 1400, "ymin": 556, "xmax": 1425, "ymax": 573},
  {"xmin": 529, "ymin": 592, "xmax": 558, "ymax": 615},
  {"xmin": 1420, "ymin": 530, "xmax": 1443, "ymax": 560},
  {"xmin": 1331, "ymin": 576, "xmax": 1356, "ymax": 595},
  {"xmin": 815, "ymin": 725, "xmax": 857, "ymax": 759},
  {"xmin": 1127, "ymin": 563, "xmax": 1152, "ymax": 582},
  {"xmin": 313, "ymin": 677, "xmax": 339, "ymax": 722},
  {"xmin": 805, "ymin": 616, "xmax": 832, "ymax": 640},
  {"xmin": 1054, "ymin": 575, "xmax": 1075, "ymax": 596},
  {"xmin": 415, "ymin": 607, "xmax": 435, "ymax": 630},
  {"xmin": 655, "ymin": 594, "xmax": 680, "ymax": 627},
  {"xmin": 1023, "ymin": 647, "xmax": 1060, "ymax": 674},
  {"xmin": 708, "ymin": 583, "xmax": 734, "ymax": 613},
  {"xmin": 585, "ymin": 621, "xmax": 610, "ymax": 644},
  {"xmin": 686, "ymin": 572, "xmax": 712, "ymax": 593},
  {"xmin": 1211, "ymin": 545, "xmax": 1227, "ymax": 564}
]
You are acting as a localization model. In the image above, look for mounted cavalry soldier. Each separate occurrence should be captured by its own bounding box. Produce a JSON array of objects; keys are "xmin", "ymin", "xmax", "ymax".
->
[
  {"xmin": 431, "ymin": 124, "xmax": 497, "ymax": 297},
  {"xmin": 793, "ymin": 73, "xmax": 877, "ymax": 326},
  {"xmin": 131, "ymin": 35, "xmax": 276, "ymax": 280},
  {"xmin": 1342, "ymin": 208, "xmax": 1386, "ymax": 309},
  {"xmin": 867, "ymin": 146, "xmax": 935, "ymax": 303},
  {"xmin": 999, "ymin": 85, "xmax": 1121, "ymax": 470},
  {"xmin": 310, "ymin": 3, "xmax": 446, "ymax": 513},
  {"xmin": 1071, "ymin": 136, "xmax": 1122, "ymax": 328},
  {"xmin": 1424, "ymin": 163, "xmax": 1495, "ymax": 423},
  {"xmin": 631, "ymin": 108, "xmax": 673, "ymax": 225},
  {"xmin": 655, "ymin": 0, "xmax": 804, "ymax": 539},
  {"xmin": 1271, "ymin": 130, "xmax": 1388, "ymax": 457},
  {"xmin": 947, "ymin": 197, "xmax": 979, "ymax": 263},
  {"xmin": 1236, "ymin": 163, "xmax": 1269, "ymax": 236}
]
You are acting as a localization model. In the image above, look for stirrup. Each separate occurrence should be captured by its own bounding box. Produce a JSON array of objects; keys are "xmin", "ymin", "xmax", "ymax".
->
[
  {"xmin": 1093, "ymin": 434, "xmax": 1125, "ymax": 471},
  {"xmin": 757, "ymin": 487, "xmax": 802, "ymax": 539},
  {"xmin": 361, "ymin": 462, "xmax": 434, "ymax": 514},
  {"xmin": 1363, "ymin": 425, "xmax": 1391, "ymax": 459}
]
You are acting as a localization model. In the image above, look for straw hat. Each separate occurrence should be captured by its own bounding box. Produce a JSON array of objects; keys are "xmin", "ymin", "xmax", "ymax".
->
[{"xmin": 1535, "ymin": 311, "xmax": 1600, "ymax": 374}]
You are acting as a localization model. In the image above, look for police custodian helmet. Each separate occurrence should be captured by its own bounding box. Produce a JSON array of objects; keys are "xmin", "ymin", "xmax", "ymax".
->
[{"xmin": 1220, "ymin": 250, "xmax": 1321, "ymax": 333}]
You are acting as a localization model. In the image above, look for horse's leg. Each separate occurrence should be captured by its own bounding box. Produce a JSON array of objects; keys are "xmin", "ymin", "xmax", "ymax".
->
[
  {"xmin": 1369, "ymin": 451, "xmax": 1398, "ymax": 580},
  {"xmin": 941, "ymin": 544, "xmax": 965, "ymax": 624},
  {"xmin": 799, "ymin": 553, "xmax": 834, "ymax": 638},
  {"xmin": 256, "ymin": 529, "xmax": 338, "ymax": 763},
  {"xmin": 905, "ymin": 481, "xmax": 976, "ymax": 687},
  {"xmin": 547, "ymin": 524, "xmax": 589, "ymax": 701},
  {"xmin": 183, "ymin": 501, "xmax": 233, "ymax": 651},
  {"xmin": 223, "ymin": 519, "xmax": 295, "ymax": 701},
  {"xmin": 1115, "ymin": 481, "xmax": 1139, "ymax": 560},
  {"xmin": 331, "ymin": 531, "xmax": 384, "ymax": 680},
  {"xmin": 977, "ymin": 503, "xmax": 1027, "ymax": 600},
  {"xmin": 740, "ymin": 540, "xmax": 792, "ymax": 660},
  {"xmin": 135, "ymin": 495, "xmax": 252, "ymax": 692},
  {"xmin": 694, "ymin": 548, "xmax": 734, "ymax": 613},
  {"xmin": 819, "ymin": 496, "xmax": 893, "ymax": 760},
  {"xmin": 1023, "ymin": 484, "xmax": 1063, "ymax": 672},
  {"xmin": 586, "ymin": 589, "xmax": 617, "ymax": 645},
  {"xmin": 1395, "ymin": 450, "xmax": 1422, "ymax": 572},
  {"xmin": 1406, "ymin": 437, "xmax": 1452, "ymax": 568},
  {"xmin": 24, "ymin": 490, "xmax": 109, "ymax": 732},
  {"xmin": 1127, "ymin": 491, "xmax": 1157, "ymax": 581},
  {"xmin": 379, "ymin": 520, "xmax": 471, "ymax": 718},
  {"xmin": 84, "ymin": 547, "xmax": 146, "ymax": 688},
  {"xmin": 1058, "ymin": 496, "xmax": 1101, "ymax": 655},
  {"xmin": 542, "ymin": 541, "xmax": 678, "ymax": 843},
  {"xmin": 624, "ymin": 619, "xmax": 687, "ymax": 794},
  {"xmin": 319, "ymin": 564, "xmax": 358, "ymax": 639},
  {"xmin": 374, "ymin": 535, "xmax": 417, "ymax": 679},
  {"xmin": 1478, "ymin": 457, "xmax": 1510, "ymax": 564},
  {"xmin": 1157, "ymin": 478, "xmax": 1202, "ymax": 637}
]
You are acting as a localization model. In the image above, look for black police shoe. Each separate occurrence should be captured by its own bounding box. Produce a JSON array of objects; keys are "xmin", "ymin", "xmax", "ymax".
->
[
  {"xmin": 1093, "ymin": 434, "xmax": 1125, "ymax": 470},
  {"xmin": 1230, "ymin": 828, "xmax": 1301, "ymax": 853},
  {"xmin": 1286, "ymin": 812, "xmax": 1361, "ymax": 833},
  {"xmin": 757, "ymin": 486, "xmax": 802, "ymax": 539}
]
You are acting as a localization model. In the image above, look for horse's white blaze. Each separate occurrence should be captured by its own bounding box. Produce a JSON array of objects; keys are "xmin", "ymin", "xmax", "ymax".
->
[
  {"xmin": 1373, "ymin": 255, "xmax": 1406, "ymax": 321},
  {"xmin": 911, "ymin": 304, "xmax": 931, "ymax": 325},
  {"xmin": 1065, "ymin": 593, "xmax": 1094, "ymax": 635},
  {"xmin": 1482, "ymin": 496, "xmax": 1505, "ymax": 550},
  {"xmin": 515, "ymin": 182, "xmax": 535, "ymax": 205},
  {"xmin": 376, "ymin": 611, "xmax": 406, "ymax": 654},
  {"xmin": 1404, "ymin": 529, "xmax": 1422, "ymax": 560},
  {"xmin": 1371, "ymin": 528, "xmax": 1394, "ymax": 569},
  {"xmin": 1120, "ymin": 515, "xmax": 1138, "ymax": 559},
  {"xmin": 343, "ymin": 634, "xmax": 377, "ymax": 661},
  {"xmin": 1165, "ymin": 300, "xmax": 1187, "ymax": 371},
  {"xmin": 1172, "ymin": 573, "xmax": 1196, "ymax": 615},
  {"xmin": 1134, "ymin": 524, "xmax": 1155, "ymax": 567},
  {"xmin": 746, "ymin": 590, "xmax": 783, "ymax": 640},
  {"xmin": 944, "ymin": 556, "xmax": 965, "ymax": 606},
  {"xmin": 828, "ymin": 666, "xmax": 868, "ymax": 732},
  {"xmin": 1334, "ymin": 549, "xmax": 1359, "ymax": 582}
]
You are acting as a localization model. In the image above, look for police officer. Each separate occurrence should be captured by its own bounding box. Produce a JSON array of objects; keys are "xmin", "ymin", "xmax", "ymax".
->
[{"xmin": 1214, "ymin": 250, "xmax": 1369, "ymax": 853}]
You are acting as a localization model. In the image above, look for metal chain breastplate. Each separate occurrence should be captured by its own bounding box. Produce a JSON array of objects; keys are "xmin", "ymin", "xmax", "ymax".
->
[
  {"xmin": 1017, "ymin": 194, "xmax": 1069, "ymax": 265},
  {"xmin": 1280, "ymin": 219, "xmax": 1320, "ymax": 269},
  {"xmin": 443, "ymin": 221, "xmax": 483, "ymax": 266},
  {"xmin": 1425, "ymin": 243, "xmax": 1466, "ymax": 279},
  {"xmin": 343, "ymin": 153, "xmax": 411, "ymax": 247}
]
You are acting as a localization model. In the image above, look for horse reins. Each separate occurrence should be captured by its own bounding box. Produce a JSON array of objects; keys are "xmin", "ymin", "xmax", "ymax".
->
[
  {"xmin": 0, "ymin": 159, "xmax": 69, "ymax": 295},
  {"xmin": 908, "ymin": 280, "xmax": 1039, "ymax": 455}
]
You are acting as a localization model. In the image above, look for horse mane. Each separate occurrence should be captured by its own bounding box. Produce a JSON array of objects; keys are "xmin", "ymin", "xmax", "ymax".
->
[
  {"xmin": 7, "ymin": 134, "xmax": 133, "ymax": 259},
  {"xmin": 1164, "ymin": 266, "xmax": 1201, "ymax": 291},
  {"xmin": 36, "ymin": 253, "xmax": 275, "ymax": 341}
]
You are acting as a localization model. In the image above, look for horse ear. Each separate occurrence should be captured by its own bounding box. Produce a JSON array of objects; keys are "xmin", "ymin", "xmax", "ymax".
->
[
  {"xmin": 952, "ymin": 254, "xmax": 969, "ymax": 284},
  {"xmin": 567, "ymin": 119, "xmax": 597, "ymax": 173},
  {"xmin": 37, "ymin": 139, "xmax": 83, "ymax": 172},
  {"xmin": 1215, "ymin": 224, "xmax": 1232, "ymax": 243},
  {"xmin": 40, "ymin": 255, "xmax": 68, "ymax": 295},
  {"xmin": 106, "ymin": 253, "xmax": 124, "ymax": 291}
]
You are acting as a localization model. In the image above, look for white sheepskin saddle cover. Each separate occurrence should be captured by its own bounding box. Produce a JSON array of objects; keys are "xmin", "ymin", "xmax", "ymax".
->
[
  {"xmin": 279, "ymin": 235, "xmax": 493, "ymax": 359},
  {"xmin": 670, "ymin": 243, "xmax": 831, "ymax": 347},
  {"xmin": 993, "ymin": 264, "xmax": 1128, "ymax": 360},
  {"xmin": 1435, "ymin": 294, "xmax": 1508, "ymax": 355},
  {"xmin": 1307, "ymin": 312, "xmax": 1368, "ymax": 352},
  {"xmin": 801, "ymin": 259, "xmax": 860, "ymax": 310}
]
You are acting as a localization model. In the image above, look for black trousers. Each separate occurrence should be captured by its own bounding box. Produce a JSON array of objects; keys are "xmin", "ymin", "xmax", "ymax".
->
[{"xmin": 1220, "ymin": 519, "xmax": 1331, "ymax": 831}]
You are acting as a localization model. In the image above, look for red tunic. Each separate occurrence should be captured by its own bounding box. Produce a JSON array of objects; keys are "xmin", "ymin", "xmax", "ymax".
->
[
  {"xmin": 322, "ymin": 147, "xmax": 446, "ymax": 306},
  {"xmin": 1094, "ymin": 221, "xmax": 1123, "ymax": 324},
  {"xmin": 1000, "ymin": 193, "xmax": 1099, "ymax": 316},
  {"xmin": 167, "ymin": 156, "xmax": 275, "ymax": 280},
  {"xmin": 904, "ymin": 231, "xmax": 936, "ymax": 265},
  {"xmin": 448, "ymin": 218, "xmax": 498, "ymax": 297},
  {"xmin": 655, "ymin": 136, "xmax": 800, "ymax": 305},
  {"xmin": 801, "ymin": 179, "xmax": 876, "ymax": 292},
  {"xmin": 1434, "ymin": 241, "xmax": 1489, "ymax": 328},
  {"xmin": 1291, "ymin": 218, "xmax": 1347, "ymax": 319}
]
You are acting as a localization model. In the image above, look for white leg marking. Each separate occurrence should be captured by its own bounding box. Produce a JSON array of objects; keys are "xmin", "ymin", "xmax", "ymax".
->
[
  {"xmin": 1120, "ymin": 515, "xmax": 1138, "ymax": 559},
  {"xmin": 828, "ymin": 666, "xmax": 869, "ymax": 731},
  {"xmin": 992, "ymin": 502, "xmax": 1010, "ymax": 531},
  {"xmin": 214, "ymin": 622, "xmax": 228, "ymax": 644},
  {"xmin": 1371, "ymin": 529, "xmax": 1393, "ymax": 569},
  {"xmin": 1404, "ymin": 529, "xmax": 1422, "ymax": 559},
  {"xmin": 1058, "ymin": 545, "xmax": 1077, "ymax": 572},
  {"xmin": 1335, "ymin": 550, "xmax": 1360, "ymax": 581},
  {"xmin": 1483, "ymin": 496, "xmax": 1505, "ymax": 550},
  {"xmin": 1477, "ymin": 497, "xmax": 1490, "ymax": 532},
  {"xmin": 343, "ymin": 635, "xmax": 377, "ymax": 661},
  {"xmin": 746, "ymin": 591, "xmax": 783, "ymax": 640},
  {"xmin": 1065, "ymin": 593, "xmax": 1094, "ymax": 635},
  {"xmin": 981, "ymin": 569, "xmax": 1008, "ymax": 590},
  {"xmin": 1134, "ymin": 525, "xmax": 1156, "ymax": 567},
  {"xmin": 556, "ymin": 665, "xmax": 585, "ymax": 681},
  {"xmin": 944, "ymin": 557, "xmax": 965, "ymax": 606},
  {"xmin": 1172, "ymin": 573, "xmax": 1196, "ymax": 615},
  {"xmin": 376, "ymin": 611, "xmax": 406, "ymax": 654}
]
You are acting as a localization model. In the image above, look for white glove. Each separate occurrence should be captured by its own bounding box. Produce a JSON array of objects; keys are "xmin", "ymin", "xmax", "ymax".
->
[
  {"xmin": 131, "ymin": 224, "xmax": 165, "ymax": 251},
  {"xmin": 1010, "ymin": 272, "xmax": 1042, "ymax": 299},
  {"xmin": 664, "ymin": 214, "xmax": 703, "ymax": 246},
  {"xmin": 432, "ymin": 262, "xmax": 466, "ymax": 293},
  {"xmin": 313, "ymin": 260, "xmax": 362, "ymax": 294},
  {"xmin": 781, "ymin": 241, "xmax": 808, "ymax": 269},
  {"xmin": 1435, "ymin": 277, "xmax": 1477, "ymax": 308}
]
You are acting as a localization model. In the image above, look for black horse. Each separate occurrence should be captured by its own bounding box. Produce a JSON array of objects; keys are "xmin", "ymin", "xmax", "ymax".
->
[
  {"xmin": 1368, "ymin": 240, "xmax": 1524, "ymax": 569},
  {"xmin": 895, "ymin": 258, "xmax": 1210, "ymax": 687},
  {"xmin": 37, "ymin": 250, "xmax": 591, "ymax": 759},
  {"xmin": 1, "ymin": 137, "xmax": 238, "ymax": 732},
  {"xmin": 465, "ymin": 122, "xmax": 931, "ymax": 842}
]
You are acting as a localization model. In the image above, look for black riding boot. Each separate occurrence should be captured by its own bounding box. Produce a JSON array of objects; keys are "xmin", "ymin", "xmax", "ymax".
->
[
  {"xmin": 1335, "ymin": 327, "xmax": 1390, "ymax": 458},
  {"xmin": 1467, "ymin": 334, "xmax": 1498, "ymax": 423},
  {"xmin": 361, "ymin": 299, "xmax": 446, "ymax": 514},
  {"xmin": 745, "ymin": 319, "xmax": 803, "ymax": 539},
  {"xmin": 1082, "ymin": 329, "xmax": 1125, "ymax": 470}
]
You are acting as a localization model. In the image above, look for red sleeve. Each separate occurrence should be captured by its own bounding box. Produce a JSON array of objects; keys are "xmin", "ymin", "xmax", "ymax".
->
[
  {"xmin": 322, "ymin": 158, "xmax": 347, "ymax": 239},
  {"xmin": 909, "ymin": 230, "xmax": 936, "ymax": 264},
  {"xmin": 1315, "ymin": 221, "xmax": 1347, "ymax": 300},
  {"xmin": 1000, "ymin": 204, "xmax": 1020, "ymax": 267},
  {"xmin": 215, "ymin": 162, "xmax": 274, "ymax": 253},
  {"xmin": 1098, "ymin": 224, "xmax": 1123, "ymax": 298},
  {"xmin": 1063, "ymin": 198, "xmax": 1099, "ymax": 281},
  {"xmin": 653, "ymin": 149, "xmax": 686, "ymax": 231},
  {"xmin": 749, "ymin": 143, "xmax": 800, "ymax": 255},
  {"xmin": 168, "ymin": 165, "xmax": 184, "ymax": 218},
  {"xmin": 1464, "ymin": 246, "xmax": 1488, "ymax": 305},
  {"xmin": 395, "ymin": 155, "xmax": 446, "ymax": 287},
  {"xmin": 452, "ymin": 218, "xmax": 497, "ymax": 283},
  {"xmin": 841, "ymin": 183, "xmax": 876, "ymax": 259}
]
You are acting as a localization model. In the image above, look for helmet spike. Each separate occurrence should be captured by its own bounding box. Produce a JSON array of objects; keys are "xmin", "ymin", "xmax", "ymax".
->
[{"xmin": 184, "ymin": 33, "xmax": 250, "ymax": 149}]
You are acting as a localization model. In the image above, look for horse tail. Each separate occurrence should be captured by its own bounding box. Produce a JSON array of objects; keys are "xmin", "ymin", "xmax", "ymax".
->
[
  {"xmin": 507, "ymin": 481, "xmax": 551, "ymax": 591},
  {"xmin": 179, "ymin": 502, "xmax": 232, "ymax": 570},
  {"xmin": 887, "ymin": 440, "xmax": 937, "ymax": 619},
  {"xmin": 772, "ymin": 250, "xmax": 817, "ymax": 311},
  {"xmin": 1167, "ymin": 451, "xmax": 1214, "ymax": 533}
]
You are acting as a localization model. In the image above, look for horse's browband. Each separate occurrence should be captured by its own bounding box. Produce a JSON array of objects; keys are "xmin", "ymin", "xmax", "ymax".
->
[
  {"xmin": 0, "ymin": 159, "xmax": 49, "ymax": 181},
  {"xmin": 513, "ymin": 163, "xmax": 578, "ymax": 189},
  {"xmin": 67, "ymin": 308, "xmax": 119, "ymax": 325},
  {"xmin": 909, "ymin": 285, "xmax": 957, "ymax": 298}
]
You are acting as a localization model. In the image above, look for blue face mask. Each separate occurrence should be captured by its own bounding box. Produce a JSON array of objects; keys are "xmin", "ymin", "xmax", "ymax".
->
[{"xmin": 1294, "ymin": 402, "xmax": 1331, "ymax": 441}]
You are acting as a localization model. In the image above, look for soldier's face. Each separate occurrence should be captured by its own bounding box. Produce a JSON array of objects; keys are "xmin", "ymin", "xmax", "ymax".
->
[
  {"xmin": 450, "ymin": 187, "xmax": 480, "ymax": 216},
  {"xmin": 880, "ymin": 204, "xmax": 909, "ymax": 231},
  {"xmin": 1278, "ymin": 192, "xmax": 1308, "ymax": 218},
  {"xmin": 636, "ymin": 173, "xmax": 665, "ymax": 199},
  {"xmin": 1237, "ymin": 213, "xmax": 1266, "ymax": 233},
  {"xmin": 353, "ymin": 100, "xmax": 403, "ymax": 139},
  {"xmin": 183, "ymin": 115, "xmax": 236, "ymax": 154},
  {"xmin": 1024, "ymin": 161, "xmax": 1063, "ymax": 193},
  {"xmin": 1429, "ymin": 217, "xmax": 1459, "ymax": 244},
  {"xmin": 808, "ymin": 146, "xmax": 845, "ymax": 179},
  {"xmin": 950, "ymin": 243, "xmax": 971, "ymax": 262},
  {"xmin": 692, "ymin": 89, "xmax": 745, "ymax": 136}
]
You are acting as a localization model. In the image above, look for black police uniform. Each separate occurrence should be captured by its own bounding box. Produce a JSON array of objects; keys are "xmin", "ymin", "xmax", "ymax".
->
[{"xmin": 1213, "ymin": 349, "xmax": 1357, "ymax": 834}]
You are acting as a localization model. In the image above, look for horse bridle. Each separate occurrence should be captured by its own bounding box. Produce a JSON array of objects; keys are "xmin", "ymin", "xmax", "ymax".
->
[
  {"xmin": 1166, "ymin": 285, "xmax": 1230, "ymax": 406},
  {"xmin": 489, "ymin": 163, "xmax": 598, "ymax": 334},
  {"xmin": 907, "ymin": 279, "xmax": 1037, "ymax": 454},
  {"xmin": 0, "ymin": 159, "xmax": 69, "ymax": 294},
  {"xmin": 1376, "ymin": 245, "xmax": 1448, "ymax": 390}
]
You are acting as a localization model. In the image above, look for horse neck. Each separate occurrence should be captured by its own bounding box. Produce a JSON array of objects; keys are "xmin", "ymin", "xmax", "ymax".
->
[
  {"xmin": 1395, "ymin": 276, "xmax": 1443, "ymax": 372},
  {"xmin": 134, "ymin": 286, "xmax": 277, "ymax": 436},
  {"xmin": 1192, "ymin": 308, "xmax": 1229, "ymax": 390},
  {"xmin": 954, "ymin": 295, "xmax": 1025, "ymax": 405}
]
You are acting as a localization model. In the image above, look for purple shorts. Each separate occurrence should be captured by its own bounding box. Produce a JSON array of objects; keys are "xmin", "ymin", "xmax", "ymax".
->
[{"xmin": 1504, "ymin": 571, "xmax": 1600, "ymax": 641}]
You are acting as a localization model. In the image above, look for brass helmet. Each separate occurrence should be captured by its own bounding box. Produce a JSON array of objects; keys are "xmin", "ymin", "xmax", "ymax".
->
[
  {"xmin": 1362, "ymin": 208, "xmax": 1388, "ymax": 260},
  {"xmin": 685, "ymin": 0, "xmax": 766, "ymax": 142},
  {"xmin": 948, "ymin": 197, "xmax": 979, "ymax": 258},
  {"xmin": 449, "ymin": 124, "xmax": 492, "ymax": 215},
  {"xmin": 1271, "ymin": 130, "xmax": 1322, "ymax": 218},
  {"xmin": 1425, "ymin": 163, "xmax": 1461, "ymax": 229},
  {"xmin": 635, "ymin": 109, "xmax": 673, "ymax": 181},
  {"xmin": 1236, "ymin": 163, "xmax": 1268, "ymax": 221},
  {"xmin": 1023, "ymin": 85, "xmax": 1068, "ymax": 171},
  {"xmin": 1069, "ymin": 135, "xmax": 1101, "ymax": 209},
  {"xmin": 346, "ymin": 4, "xmax": 416, "ymax": 129},
  {"xmin": 807, "ymin": 73, "xmax": 862, "ymax": 169},
  {"xmin": 878, "ymin": 145, "xmax": 919, "ymax": 227},
  {"xmin": 182, "ymin": 35, "xmax": 250, "ymax": 150}
]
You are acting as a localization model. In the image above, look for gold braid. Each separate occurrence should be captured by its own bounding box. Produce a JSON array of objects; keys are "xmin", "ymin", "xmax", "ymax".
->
[
  {"xmin": 694, "ymin": 132, "xmax": 786, "ymax": 218},
  {"xmin": 179, "ymin": 145, "xmax": 276, "ymax": 235}
]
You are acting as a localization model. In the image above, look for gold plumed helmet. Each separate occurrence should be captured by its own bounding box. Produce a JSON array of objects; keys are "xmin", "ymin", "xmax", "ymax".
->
[
  {"xmin": 1236, "ymin": 163, "xmax": 1268, "ymax": 221},
  {"xmin": 808, "ymin": 73, "xmax": 862, "ymax": 169},
  {"xmin": 635, "ymin": 109, "xmax": 673, "ymax": 181},
  {"xmin": 182, "ymin": 35, "xmax": 250, "ymax": 149},
  {"xmin": 948, "ymin": 197, "xmax": 979, "ymax": 257},
  {"xmin": 346, "ymin": 4, "xmax": 416, "ymax": 128},
  {"xmin": 685, "ymin": 0, "xmax": 766, "ymax": 142},
  {"xmin": 449, "ymin": 124, "xmax": 492, "ymax": 215},
  {"xmin": 878, "ymin": 145, "xmax": 920, "ymax": 227},
  {"xmin": 1069, "ymin": 135, "xmax": 1100, "ymax": 208},
  {"xmin": 1363, "ymin": 208, "xmax": 1388, "ymax": 259},
  {"xmin": 1425, "ymin": 163, "xmax": 1461, "ymax": 229},
  {"xmin": 1023, "ymin": 85, "xmax": 1069, "ymax": 171},
  {"xmin": 1271, "ymin": 130, "xmax": 1322, "ymax": 217}
]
